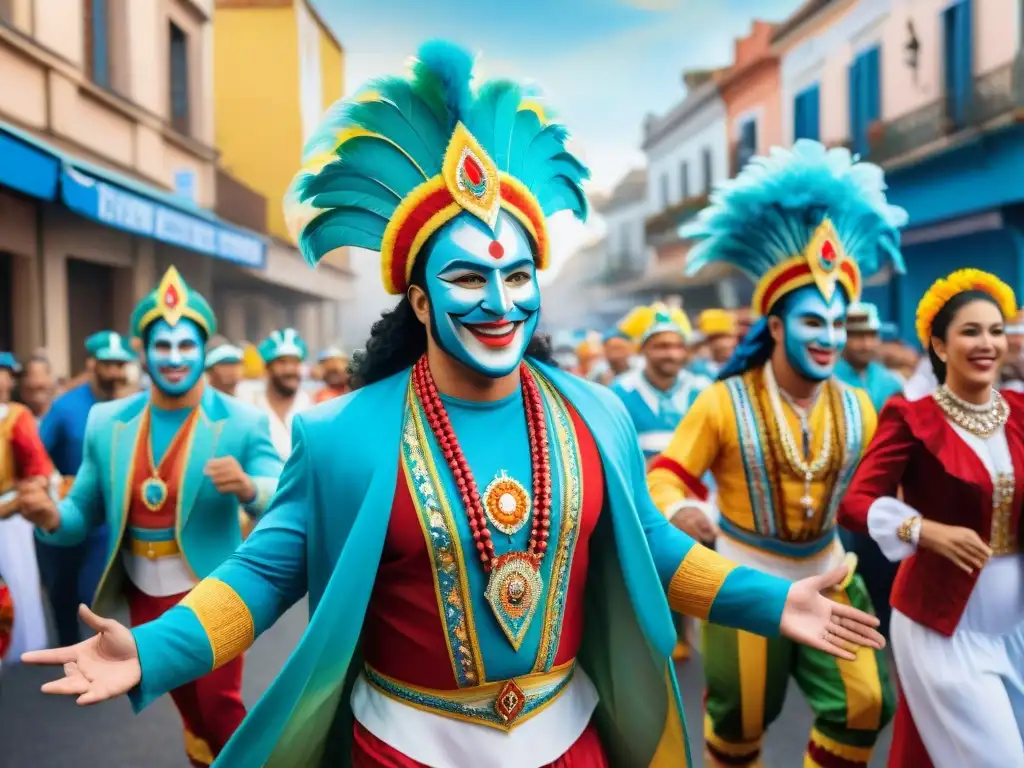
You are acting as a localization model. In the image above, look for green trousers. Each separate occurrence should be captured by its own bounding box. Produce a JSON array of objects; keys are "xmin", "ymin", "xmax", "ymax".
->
[{"xmin": 702, "ymin": 575, "xmax": 895, "ymax": 767}]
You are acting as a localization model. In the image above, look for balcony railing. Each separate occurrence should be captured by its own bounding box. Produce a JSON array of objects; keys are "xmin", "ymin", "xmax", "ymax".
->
[
  {"xmin": 644, "ymin": 193, "xmax": 709, "ymax": 246},
  {"xmin": 869, "ymin": 54, "xmax": 1024, "ymax": 165}
]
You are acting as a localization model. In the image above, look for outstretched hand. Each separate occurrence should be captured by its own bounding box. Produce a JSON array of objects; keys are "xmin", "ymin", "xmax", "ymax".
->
[
  {"xmin": 780, "ymin": 565, "xmax": 885, "ymax": 660},
  {"xmin": 21, "ymin": 604, "xmax": 141, "ymax": 705}
]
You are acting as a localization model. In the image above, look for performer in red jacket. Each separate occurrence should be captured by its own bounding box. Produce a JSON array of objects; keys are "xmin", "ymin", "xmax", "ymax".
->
[{"xmin": 839, "ymin": 269, "xmax": 1024, "ymax": 768}]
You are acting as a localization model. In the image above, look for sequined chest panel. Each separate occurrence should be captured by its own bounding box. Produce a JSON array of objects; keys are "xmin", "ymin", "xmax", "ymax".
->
[
  {"xmin": 399, "ymin": 372, "xmax": 584, "ymax": 687},
  {"xmin": 723, "ymin": 370, "xmax": 864, "ymax": 540}
]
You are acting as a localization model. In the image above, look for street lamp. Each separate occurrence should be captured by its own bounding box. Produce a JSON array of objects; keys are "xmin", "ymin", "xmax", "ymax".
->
[{"xmin": 904, "ymin": 20, "xmax": 920, "ymax": 84}]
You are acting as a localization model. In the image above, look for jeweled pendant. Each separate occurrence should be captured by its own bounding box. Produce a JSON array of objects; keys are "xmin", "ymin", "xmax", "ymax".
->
[
  {"xmin": 141, "ymin": 477, "xmax": 168, "ymax": 512},
  {"xmin": 485, "ymin": 552, "xmax": 543, "ymax": 650},
  {"xmin": 483, "ymin": 471, "xmax": 531, "ymax": 536},
  {"xmin": 801, "ymin": 494, "xmax": 815, "ymax": 518}
]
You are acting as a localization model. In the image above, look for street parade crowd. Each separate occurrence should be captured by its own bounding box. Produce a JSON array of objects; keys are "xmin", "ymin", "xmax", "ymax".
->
[{"xmin": 1, "ymin": 40, "xmax": 1023, "ymax": 768}]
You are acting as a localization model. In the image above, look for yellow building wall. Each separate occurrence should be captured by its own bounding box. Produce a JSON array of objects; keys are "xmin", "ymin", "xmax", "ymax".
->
[
  {"xmin": 213, "ymin": 6, "xmax": 302, "ymax": 241},
  {"xmin": 319, "ymin": 26, "xmax": 344, "ymax": 110}
]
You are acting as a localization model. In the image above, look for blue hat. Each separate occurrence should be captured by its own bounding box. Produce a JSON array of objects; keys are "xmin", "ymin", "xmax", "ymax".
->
[
  {"xmin": 258, "ymin": 328, "xmax": 308, "ymax": 364},
  {"xmin": 85, "ymin": 331, "xmax": 136, "ymax": 363},
  {"xmin": 205, "ymin": 343, "xmax": 244, "ymax": 370},
  {"xmin": 0, "ymin": 352, "xmax": 19, "ymax": 373}
]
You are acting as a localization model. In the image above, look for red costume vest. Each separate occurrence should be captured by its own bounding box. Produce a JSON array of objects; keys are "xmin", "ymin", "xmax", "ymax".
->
[
  {"xmin": 839, "ymin": 392, "xmax": 1024, "ymax": 637},
  {"xmin": 125, "ymin": 407, "xmax": 199, "ymax": 558},
  {"xmin": 362, "ymin": 405, "xmax": 604, "ymax": 688}
]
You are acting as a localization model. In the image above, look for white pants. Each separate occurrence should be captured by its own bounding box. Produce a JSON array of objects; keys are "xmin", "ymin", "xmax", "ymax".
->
[
  {"xmin": 892, "ymin": 607, "xmax": 1024, "ymax": 767},
  {"xmin": 0, "ymin": 515, "xmax": 49, "ymax": 661}
]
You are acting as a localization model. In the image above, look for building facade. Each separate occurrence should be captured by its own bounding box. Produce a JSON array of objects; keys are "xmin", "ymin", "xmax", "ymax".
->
[
  {"xmin": 782, "ymin": 0, "xmax": 1024, "ymax": 341},
  {"xmin": 211, "ymin": 0, "xmax": 352, "ymax": 352}
]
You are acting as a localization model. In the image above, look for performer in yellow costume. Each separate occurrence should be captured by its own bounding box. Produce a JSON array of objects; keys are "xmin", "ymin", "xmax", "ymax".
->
[{"xmin": 648, "ymin": 141, "xmax": 903, "ymax": 768}]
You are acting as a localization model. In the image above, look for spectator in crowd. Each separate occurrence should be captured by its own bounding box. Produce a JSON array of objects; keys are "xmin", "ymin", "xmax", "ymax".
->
[
  {"xmin": 18, "ymin": 354, "xmax": 55, "ymax": 421},
  {"xmin": 314, "ymin": 347, "xmax": 352, "ymax": 403},
  {"xmin": 204, "ymin": 335, "xmax": 245, "ymax": 397}
]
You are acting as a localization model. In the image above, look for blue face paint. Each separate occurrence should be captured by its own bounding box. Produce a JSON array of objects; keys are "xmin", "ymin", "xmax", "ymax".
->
[
  {"xmin": 422, "ymin": 212, "xmax": 540, "ymax": 377},
  {"xmin": 779, "ymin": 286, "xmax": 848, "ymax": 381},
  {"xmin": 145, "ymin": 318, "xmax": 205, "ymax": 396}
]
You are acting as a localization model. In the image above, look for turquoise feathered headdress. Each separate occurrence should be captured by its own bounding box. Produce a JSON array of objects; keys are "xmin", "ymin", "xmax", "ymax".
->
[
  {"xmin": 258, "ymin": 328, "xmax": 307, "ymax": 364},
  {"xmin": 284, "ymin": 40, "xmax": 590, "ymax": 295},
  {"xmin": 682, "ymin": 139, "xmax": 908, "ymax": 319}
]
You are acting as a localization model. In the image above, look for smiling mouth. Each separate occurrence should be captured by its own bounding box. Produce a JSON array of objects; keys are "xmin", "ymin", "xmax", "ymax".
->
[
  {"xmin": 807, "ymin": 346, "xmax": 835, "ymax": 366},
  {"xmin": 968, "ymin": 355, "xmax": 997, "ymax": 370},
  {"xmin": 463, "ymin": 320, "xmax": 522, "ymax": 348},
  {"xmin": 159, "ymin": 366, "xmax": 190, "ymax": 383}
]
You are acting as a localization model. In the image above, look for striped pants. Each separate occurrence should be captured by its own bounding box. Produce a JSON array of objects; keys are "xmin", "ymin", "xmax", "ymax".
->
[{"xmin": 703, "ymin": 575, "xmax": 895, "ymax": 768}]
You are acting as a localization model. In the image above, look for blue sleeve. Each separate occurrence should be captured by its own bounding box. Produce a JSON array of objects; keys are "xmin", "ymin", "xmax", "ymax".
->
[
  {"xmin": 38, "ymin": 400, "xmax": 63, "ymax": 457},
  {"xmin": 35, "ymin": 409, "xmax": 104, "ymax": 547},
  {"xmin": 241, "ymin": 411, "xmax": 284, "ymax": 517},
  {"xmin": 130, "ymin": 416, "xmax": 311, "ymax": 712},
  {"xmin": 618, "ymin": 400, "xmax": 791, "ymax": 637}
]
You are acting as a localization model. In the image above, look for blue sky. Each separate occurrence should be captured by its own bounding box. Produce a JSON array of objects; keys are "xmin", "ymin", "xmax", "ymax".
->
[{"xmin": 313, "ymin": 0, "xmax": 804, "ymax": 192}]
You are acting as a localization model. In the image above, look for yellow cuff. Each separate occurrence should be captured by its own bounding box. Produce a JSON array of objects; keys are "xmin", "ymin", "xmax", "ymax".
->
[
  {"xmin": 667, "ymin": 545, "xmax": 736, "ymax": 620},
  {"xmin": 179, "ymin": 578, "xmax": 255, "ymax": 669}
]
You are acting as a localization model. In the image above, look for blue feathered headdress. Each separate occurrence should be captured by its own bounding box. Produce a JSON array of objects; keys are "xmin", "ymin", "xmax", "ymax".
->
[
  {"xmin": 284, "ymin": 40, "xmax": 590, "ymax": 295},
  {"xmin": 258, "ymin": 328, "xmax": 307, "ymax": 364},
  {"xmin": 679, "ymin": 140, "xmax": 908, "ymax": 380}
]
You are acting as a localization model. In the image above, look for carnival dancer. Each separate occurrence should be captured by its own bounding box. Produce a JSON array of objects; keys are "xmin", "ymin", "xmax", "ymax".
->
[
  {"xmin": 36, "ymin": 331, "xmax": 135, "ymax": 649},
  {"xmin": 22, "ymin": 43, "xmax": 884, "ymax": 768},
  {"xmin": 0, "ymin": 351, "xmax": 53, "ymax": 675},
  {"xmin": 314, "ymin": 346, "xmax": 352, "ymax": 403},
  {"xmin": 688, "ymin": 309, "xmax": 739, "ymax": 381},
  {"xmin": 205, "ymin": 336, "xmax": 245, "ymax": 397},
  {"xmin": 588, "ymin": 324, "xmax": 637, "ymax": 385},
  {"xmin": 254, "ymin": 328, "xmax": 312, "ymax": 459},
  {"xmin": 611, "ymin": 303, "xmax": 709, "ymax": 463},
  {"xmin": 17, "ymin": 267, "xmax": 282, "ymax": 767},
  {"xmin": 839, "ymin": 270, "xmax": 1024, "ymax": 768},
  {"xmin": 648, "ymin": 140, "xmax": 904, "ymax": 768}
]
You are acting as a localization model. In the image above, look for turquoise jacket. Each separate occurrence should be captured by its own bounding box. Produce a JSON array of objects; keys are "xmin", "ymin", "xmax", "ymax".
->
[
  {"xmin": 37, "ymin": 386, "xmax": 282, "ymax": 612},
  {"xmin": 128, "ymin": 363, "xmax": 791, "ymax": 767},
  {"xmin": 834, "ymin": 359, "xmax": 904, "ymax": 414}
]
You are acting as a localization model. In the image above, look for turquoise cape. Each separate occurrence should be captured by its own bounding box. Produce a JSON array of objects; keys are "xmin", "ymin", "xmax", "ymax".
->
[{"xmin": 131, "ymin": 362, "xmax": 789, "ymax": 767}]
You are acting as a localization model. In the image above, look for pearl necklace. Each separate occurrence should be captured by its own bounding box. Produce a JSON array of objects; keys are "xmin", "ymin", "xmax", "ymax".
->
[
  {"xmin": 933, "ymin": 385, "xmax": 1009, "ymax": 438},
  {"xmin": 765, "ymin": 363, "xmax": 833, "ymax": 518}
]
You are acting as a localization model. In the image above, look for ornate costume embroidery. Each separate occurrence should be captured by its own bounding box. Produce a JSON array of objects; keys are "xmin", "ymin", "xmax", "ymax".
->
[
  {"xmin": 401, "ymin": 388, "xmax": 484, "ymax": 687},
  {"xmin": 482, "ymin": 471, "xmax": 531, "ymax": 536},
  {"xmin": 532, "ymin": 372, "xmax": 583, "ymax": 672}
]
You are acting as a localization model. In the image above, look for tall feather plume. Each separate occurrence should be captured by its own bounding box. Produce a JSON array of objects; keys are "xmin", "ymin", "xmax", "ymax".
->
[
  {"xmin": 682, "ymin": 139, "xmax": 908, "ymax": 284},
  {"xmin": 284, "ymin": 39, "xmax": 591, "ymax": 268}
]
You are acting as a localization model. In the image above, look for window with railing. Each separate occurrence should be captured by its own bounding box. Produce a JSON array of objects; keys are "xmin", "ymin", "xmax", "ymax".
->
[
  {"xmin": 943, "ymin": 0, "xmax": 973, "ymax": 130},
  {"xmin": 793, "ymin": 83, "xmax": 821, "ymax": 141},
  {"xmin": 849, "ymin": 46, "xmax": 881, "ymax": 157},
  {"xmin": 169, "ymin": 21, "xmax": 191, "ymax": 135}
]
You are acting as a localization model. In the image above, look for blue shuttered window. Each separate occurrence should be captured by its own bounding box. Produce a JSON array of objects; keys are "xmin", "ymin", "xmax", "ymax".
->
[
  {"xmin": 793, "ymin": 84, "xmax": 821, "ymax": 141},
  {"xmin": 943, "ymin": 0, "xmax": 974, "ymax": 129},
  {"xmin": 169, "ymin": 22, "xmax": 191, "ymax": 135},
  {"xmin": 849, "ymin": 46, "xmax": 882, "ymax": 157},
  {"xmin": 90, "ymin": 0, "xmax": 110, "ymax": 88}
]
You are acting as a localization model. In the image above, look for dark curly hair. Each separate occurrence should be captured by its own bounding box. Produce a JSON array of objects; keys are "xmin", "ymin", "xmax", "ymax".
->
[{"xmin": 349, "ymin": 251, "xmax": 556, "ymax": 387}]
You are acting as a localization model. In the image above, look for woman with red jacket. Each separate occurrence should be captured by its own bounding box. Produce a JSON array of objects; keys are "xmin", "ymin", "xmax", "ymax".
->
[{"xmin": 839, "ymin": 269, "xmax": 1024, "ymax": 768}]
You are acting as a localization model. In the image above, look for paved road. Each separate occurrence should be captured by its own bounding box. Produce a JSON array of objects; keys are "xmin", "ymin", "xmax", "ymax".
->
[{"xmin": 0, "ymin": 605, "xmax": 891, "ymax": 767}]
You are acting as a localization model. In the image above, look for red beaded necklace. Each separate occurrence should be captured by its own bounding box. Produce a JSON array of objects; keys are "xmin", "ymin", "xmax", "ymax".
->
[{"xmin": 411, "ymin": 355, "xmax": 552, "ymax": 573}]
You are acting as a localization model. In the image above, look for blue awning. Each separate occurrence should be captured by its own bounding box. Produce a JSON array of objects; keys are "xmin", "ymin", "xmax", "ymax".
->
[
  {"xmin": 0, "ymin": 123, "xmax": 266, "ymax": 270},
  {"xmin": 0, "ymin": 128, "xmax": 60, "ymax": 201}
]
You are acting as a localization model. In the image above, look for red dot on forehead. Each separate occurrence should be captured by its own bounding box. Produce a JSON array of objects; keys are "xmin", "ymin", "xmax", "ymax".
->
[{"xmin": 488, "ymin": 240, "xmax": 504, "ymax": 259}]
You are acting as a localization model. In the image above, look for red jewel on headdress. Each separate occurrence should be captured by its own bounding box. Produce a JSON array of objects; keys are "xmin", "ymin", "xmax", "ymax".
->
[
  {"xmin": 463, "ymin": 154, "xmax": 484, "ymax": 186},
  {"xmin": 488, "ymin": 241, "xmax": 505, "ymax": 259},
  {"xmin": 163, "ymin": 284, "xmax": 180, "ymax": 309},
  {"xmin": 820, "ymin": 239, "xmax": 837, "ymax": 267}
]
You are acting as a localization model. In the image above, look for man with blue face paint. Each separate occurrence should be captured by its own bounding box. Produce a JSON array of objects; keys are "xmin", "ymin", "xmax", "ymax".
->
[
  {"xmin": 17, "ymin": 266, "xmax": 282, "ymax": 767},
  {"xmin": 24, "ymin": 46, "xmax": 887, "ymax": 768},
  {"xmin": 649, "ymin": 140, "xmax": 908, "ymax": 768}
]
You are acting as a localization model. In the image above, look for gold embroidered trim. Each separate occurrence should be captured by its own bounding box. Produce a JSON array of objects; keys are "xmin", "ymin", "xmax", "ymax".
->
[
  {"xmin": 667, "ymin": 545, "xmax": 736, "ymax": 620},
  {"xmin": 896, "ymin": 515, "xmax": 920, "ymax": 545},
  {"xmin": 991, "ymin": 472, "xmax": 1017, "ymax": 555},
  {"xmin": 180, "ymin": 578, "xmax": 255, "ymax": 670}
]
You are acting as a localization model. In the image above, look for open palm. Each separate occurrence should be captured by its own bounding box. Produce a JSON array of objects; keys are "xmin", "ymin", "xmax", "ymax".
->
[
  {"xmin": 22, "ymin": 604, "xmax": 141, "ymax": 705},
  {"xmin": 781, "ymin": 565, "xmax": 885, "ymax": 660}
]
